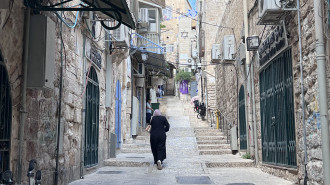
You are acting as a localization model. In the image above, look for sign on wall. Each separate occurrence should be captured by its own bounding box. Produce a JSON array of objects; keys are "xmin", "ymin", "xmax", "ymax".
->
[
  {"xmin": 90, "ymin": 47, "xmax": 102, "ymax": 69},
  {"xmin": 258, "ymin": 23, "xmax": 288, "ymax": 68}
]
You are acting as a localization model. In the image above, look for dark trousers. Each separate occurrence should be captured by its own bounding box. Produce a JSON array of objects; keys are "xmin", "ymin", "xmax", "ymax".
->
[
  {"xmin": 146, "ymin": 113, "xmax": 152, "ymax": 124},
  {"xmin": 150, "ymin": 135, "xmax": 166, "ymax": 164}
]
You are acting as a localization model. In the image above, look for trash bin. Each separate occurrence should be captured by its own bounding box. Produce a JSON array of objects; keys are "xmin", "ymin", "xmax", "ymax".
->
[{"xmin": 151, "ymin": 103, "xmax": 160, "ymax": 110}]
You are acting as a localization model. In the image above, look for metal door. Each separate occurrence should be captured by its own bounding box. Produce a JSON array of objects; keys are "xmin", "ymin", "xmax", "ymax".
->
[
  {"xmin": 0, "ymin": 59, "xmax": 12, "ymax": 172},
  {"xmin": 115, "ymin": 80, "xmax": 122, "ymax": 148},
  {"xmin": 259, "ymin": 48, "xmax": 296, "ymax": 167},
  {"xmin": 239, "ymin": 85, "xmax": 247, "ymax": 150},
  {"xmin": 84, "ymin": 67, "xmax": 99, "ymax": 167}
]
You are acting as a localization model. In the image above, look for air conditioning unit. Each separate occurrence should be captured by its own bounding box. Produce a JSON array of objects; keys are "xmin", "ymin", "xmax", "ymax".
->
[
  {"xmin": 191, "ymin": 48, "xmax": 198, "ymax": 59},
  {"xmin": 112, "ymin": 25, "xmax": 128, "ymax": 48},
  {"xmin": 222, "ymin": 35, "xmax": 235, "ymax": 61},
  {"xmin": 258, "ymin": 0, "xmax": 296, "ymax": 25},
  {"xmin": 134, "ymin": 63, "xmax": 145, "ymax": 77},
  {"xmin": 211, "ymin": 44, "xmax": 221, "ymax": 63}
]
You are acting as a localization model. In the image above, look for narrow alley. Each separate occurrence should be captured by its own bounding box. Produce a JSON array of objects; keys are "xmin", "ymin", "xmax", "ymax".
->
[{"xmin": 69, "ymin": 97, "xmax": 293, "ymax": 185}]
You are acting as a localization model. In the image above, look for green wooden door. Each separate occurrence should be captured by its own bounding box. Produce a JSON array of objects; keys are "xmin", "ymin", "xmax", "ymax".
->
[
  {"xmin": 84, "ymin": 67, "xmax": 99, "ymax": 167},
  {"xmin": 0, "ymin": 58, "xmax": 12, "ymax": 172},
  {"xmin": 239, "ymin": 85, "xmax": 247, "ymax": 150},
  {"xmin": 259, "ymin": 49, "xmax": 296, "ymax": 167}
]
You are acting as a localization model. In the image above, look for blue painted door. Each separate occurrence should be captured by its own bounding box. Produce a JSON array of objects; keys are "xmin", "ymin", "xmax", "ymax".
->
[{"xmin": 115, "ymin": 80, "xmax": 122, "ymax": 148}]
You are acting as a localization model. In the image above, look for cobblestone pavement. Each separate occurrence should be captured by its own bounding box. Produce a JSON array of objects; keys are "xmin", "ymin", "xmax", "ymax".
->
[{"xmin": 69, "ymin": 96, "xmax": 295, "ymax": 185}]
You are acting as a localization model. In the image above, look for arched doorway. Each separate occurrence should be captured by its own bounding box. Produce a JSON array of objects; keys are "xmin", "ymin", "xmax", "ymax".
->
[
  {"xmin": 0, "ymin": 54, "xmax": 12, "ymax": 171},
  {"xmin": 239, "ymin": 85, "xmax": 247, "ymax": 150},
  {"xmin": 84, "ymin": 67, "xmax": 99, "ymax": 167},
  {"xmin": 115, "ymin": 80, "xmax": 122, "ymax": 148}
]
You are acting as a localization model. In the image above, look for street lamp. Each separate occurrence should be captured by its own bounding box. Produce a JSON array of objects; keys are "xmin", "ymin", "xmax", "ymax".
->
[
  {"xmin": 246, "ymin": 35, "xmax": 260, "ymax": 51},
  {"xmin": 141, "ymin": 47, "xmax": 149, "ymax": 61}
]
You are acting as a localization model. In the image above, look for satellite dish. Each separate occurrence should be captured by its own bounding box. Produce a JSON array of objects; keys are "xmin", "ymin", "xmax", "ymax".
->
[{"xmin": 187, "ymin": 59, "xmax": 192, "ymax": 63}]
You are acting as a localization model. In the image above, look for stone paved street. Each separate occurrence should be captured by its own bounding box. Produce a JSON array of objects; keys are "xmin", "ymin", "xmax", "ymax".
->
[{"xmin": 69, "ymin": 97, "xmax": 294, "ymax": 185}]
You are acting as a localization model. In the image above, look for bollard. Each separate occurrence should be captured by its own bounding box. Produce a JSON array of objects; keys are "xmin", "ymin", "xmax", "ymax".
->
[{"xmin": 215, "ymin": 110, "xmax": 220, "ymax": 129}]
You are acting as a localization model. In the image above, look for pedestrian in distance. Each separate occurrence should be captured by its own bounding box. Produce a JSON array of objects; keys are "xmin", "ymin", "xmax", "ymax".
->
[
  {"xmin": 146, "ymin": 99, "xmax": 153, "ymax": 125},
  {"xmin": 149, "ymin": 109, "xmax": 170, "ymax": 170}
]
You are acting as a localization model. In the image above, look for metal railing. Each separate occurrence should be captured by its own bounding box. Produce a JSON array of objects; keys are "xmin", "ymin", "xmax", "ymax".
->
[
  {"xmin": 130, "ymin": 33, "xmax": 164, "ymax": 54},
  {"xmin": 213, "ymin": 109, "xmax": 235, "ymax": 144}
]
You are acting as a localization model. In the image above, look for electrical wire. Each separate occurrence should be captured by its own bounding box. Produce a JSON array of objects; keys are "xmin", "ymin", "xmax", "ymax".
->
[
  {"xmin": 1, "ymin": 0, "xmax": 14, "ymax": 30},
  {"xmin": 149, "ymin": 0, "xmax": 233, "ymax": 29}
]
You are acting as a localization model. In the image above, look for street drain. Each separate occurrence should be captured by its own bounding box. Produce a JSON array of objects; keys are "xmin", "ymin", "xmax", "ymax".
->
[
  {"xmin": 176, "ymin": 176, "xmax": 213, "ymax": 184},
  {"xmin": 126, "ymin": 157, "xmax": 145, "ymax": 158},
  {"xmin": 97, "ymin": 171, "xmax": 124, "ymax": 174}
]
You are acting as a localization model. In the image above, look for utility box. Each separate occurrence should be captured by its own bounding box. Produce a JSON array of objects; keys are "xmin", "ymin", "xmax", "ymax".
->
[
  {"xmin": 27, "ymin": 15, "xmax": 55, "ymax": 89},
  {"xmin": 109, "ymin": 133, "xmax": 117, "ymax": 158},
  {"xmin": 230, "ymin": 126, "xmax": 238, "ymax": 151},
  {"xmin": 131, "ymin": 97, "xmax": 139, "ymax": 136}
]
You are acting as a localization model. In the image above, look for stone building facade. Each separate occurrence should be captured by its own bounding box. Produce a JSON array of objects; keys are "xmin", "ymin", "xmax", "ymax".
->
[
  {"xmin": 196, "ymin": 0, "xmax": 227, "ymax": 123},
  {"xmin": 0, "ymin": 0, "xmax": 134, "ymax": 184},
  {"xmin": 213, "ymin": 0, "xmax": 330, "ymax": 184}
]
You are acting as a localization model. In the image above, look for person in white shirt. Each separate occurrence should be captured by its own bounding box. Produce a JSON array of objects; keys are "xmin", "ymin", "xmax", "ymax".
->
[{"xmin": 146, "ymin": 99, "xmax": 153, "ymax": 124}]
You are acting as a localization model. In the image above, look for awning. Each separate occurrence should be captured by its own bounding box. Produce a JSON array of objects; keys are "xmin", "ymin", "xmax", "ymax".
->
[
  {"xmin": 25, "ymin": 0, "xmax": 136, "ymax": 30},
  {"xmin": 82, "ymin": 0, "xmax": 135, "ymax": 29},
  {"xmin": 133, "ymin": 52, "xmax": 169, "ymax": 76}
]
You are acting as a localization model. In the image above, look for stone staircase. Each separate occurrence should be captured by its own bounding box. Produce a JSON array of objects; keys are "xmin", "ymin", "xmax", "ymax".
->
[{"xmin": 194, "ymin": 128, "xmax": 232, "ymax": 155}]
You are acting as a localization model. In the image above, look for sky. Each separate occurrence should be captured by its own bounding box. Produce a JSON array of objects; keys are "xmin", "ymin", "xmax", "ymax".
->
[{"xmin": 189, "ymin": 0, "xmax": 196, "ymax": 10}]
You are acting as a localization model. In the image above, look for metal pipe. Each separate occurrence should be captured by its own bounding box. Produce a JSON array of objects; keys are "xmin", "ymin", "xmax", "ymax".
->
[
  {"xmin": 313, "ymin": 0, "xmax": 330, "ymax": 184},
  {"xmin": 80, "ymin": 36, "xmax": 87, "ymax": 179},
  {"xmin": 55, "ymin": 10, "xmax": 64, "ymax": 185},
  {"xmin": 18, "ymin": 7, "xmax": 30, "ymax": 184},
  {"xmin": 251, "ymin": 55, "xmax": 258, "ymax": 165},
  {"xmin": 296, "ymin": 0, "xmax": 308, "ymax": 184},
  {"xmin": 243, "ymin": 0, "xmax": 251, "ymax": 155}
]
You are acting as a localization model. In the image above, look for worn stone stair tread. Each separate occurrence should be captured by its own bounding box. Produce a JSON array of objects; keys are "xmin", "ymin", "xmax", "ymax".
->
[
  {"xmin": 199, "ymin": 149, "xmax": 232, "ymax": 155},
  {"xmin": 120, "ymin": 148, "xmax": 151, "ymax": 153},
  {"xmin": 205, "ymin": 161, "xmax": 255, "ymax": 168},
  {"xmin": 104, "ymin": 159, "xmax": 151, "ymax": 167},
  {"xmin": 197, "ymin": 140, "xmax": 228, "ymax": 144},
  {"xmin": 198, "ymin": 144, "xmax": 230, "ymax": 150}
]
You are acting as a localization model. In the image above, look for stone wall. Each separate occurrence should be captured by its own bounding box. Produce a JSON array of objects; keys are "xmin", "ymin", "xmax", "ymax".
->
[
  {"xmin": 213, "ymin": 0, "xmax": 330, "ymax": 184},
  {"xmin": 0, "ymin": 1, "xmax": 131, "ymax": 184}
]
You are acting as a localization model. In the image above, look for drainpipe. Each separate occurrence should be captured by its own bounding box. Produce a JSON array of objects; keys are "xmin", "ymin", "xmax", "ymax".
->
[
  {"xmin": 313, "ymin": 0, "xmax": 330, "ymax": 184},
  {"xmin": 54, "ymin": 11, "xmax": 64, "ymax": 185},
  {"xmin": 296, "ymin": 0, "xmax": 308, "ymax": 184},
  {"xmin": 80, "ymin": 36, "xmax": 86, "ymax": 179},
  {"xmin": 18, "ymin": 7, "xmax": 30, "ymax": 184},
  {"xmin": 251, "ymin": 54, "xmax": 258, "ymax": 165},
  {"xmin": 243, "ymin": 0, "xmax": 251, "ymax": 154}
]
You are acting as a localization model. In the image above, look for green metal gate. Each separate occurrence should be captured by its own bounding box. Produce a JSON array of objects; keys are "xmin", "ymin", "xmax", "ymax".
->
[
  {"xmin": 84, "ymin": 67, "xmax": 100, "ymax": 167},
  {"xmin": 0, "ymin": 57, "xmax": 12, "ymax": 172},
  {"xmin": 259, "ymin": 48, "xmax": 296, "ymax": 167},
  {"xmin": 239, "ymin": 85, "xmax": 247, "ymax": 150}
]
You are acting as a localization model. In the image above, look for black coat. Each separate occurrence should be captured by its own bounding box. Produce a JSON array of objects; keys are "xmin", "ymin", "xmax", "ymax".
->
[{"xmin": 150, "ymin": 116, "xmax": 170, "ymax": 163}]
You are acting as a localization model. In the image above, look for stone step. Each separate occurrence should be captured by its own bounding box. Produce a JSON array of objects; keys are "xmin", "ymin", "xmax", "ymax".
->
[
  {"xmin": 199, "ymin": 149, "xmax": 232, "ymax": 155},
  {"xmin": 121, "ymin": 148, "xmax": 151, "ymax": 153},
  {"xmin": 195, "ymin": 132, "xmax": 225, "ymax": 136},
  {"xmin": 196, "ymin": 136, "xmax": 227, "ymax": 140},
  {"xmin": 104, "ymin": 159, "xmax": 151, "ymax": 167},
  {"xmin": 205, "ymin": 161, "xmax": 255, "ymax": 168},
  {"xmin": 121, "ymin": 143, "xmax": 150, "ymax": 149},
  {"xmin": 198, "ymin": 144, "xmax": 230, "ymax": 150},
  {"xmin": 197, "ymin": 140, "xmax": 228, "ymax": 145},
  {"xmin": 136, "ymin": 135, "xmax": 149, "ymax": 140}
]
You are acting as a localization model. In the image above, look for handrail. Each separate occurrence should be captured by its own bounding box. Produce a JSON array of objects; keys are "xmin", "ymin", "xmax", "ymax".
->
[{"xmin": 130, "ymin": 33, "xmax": 164, "ymax": 54}]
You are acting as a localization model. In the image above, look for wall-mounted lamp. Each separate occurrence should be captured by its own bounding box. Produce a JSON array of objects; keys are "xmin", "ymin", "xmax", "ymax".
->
[
  {"xmin": 141, "ymin": 47, "xmax": 149, "ymax": 62},
  {"xmin": 246, "ymin": 35, "xmax": 260, "ymax": 51}
]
